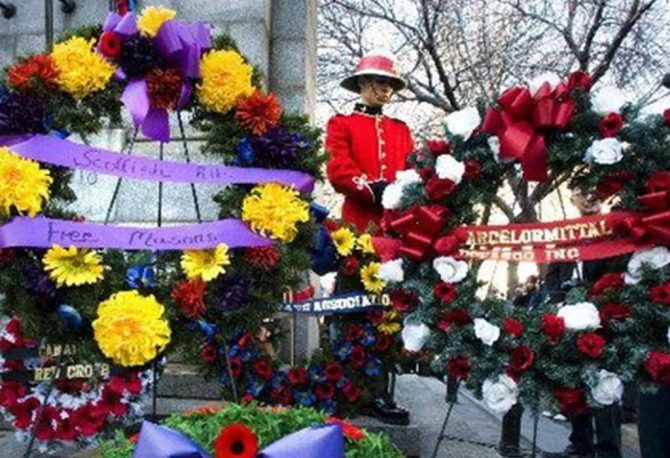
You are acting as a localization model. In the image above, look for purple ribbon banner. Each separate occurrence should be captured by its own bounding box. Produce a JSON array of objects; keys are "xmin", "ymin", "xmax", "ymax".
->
[
  {"xmin": 0, "ymin": 217, "xmax": 272, "ymax": 250},
  {"xmin": 3, "ymin": 135, "xmax": 315, "ymax": 193}
]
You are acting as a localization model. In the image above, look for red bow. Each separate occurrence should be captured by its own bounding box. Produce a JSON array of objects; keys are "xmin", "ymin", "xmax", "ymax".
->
[
  {"xmin": 388, "ymin": 206, "xmax": 448, "ymax": 261},
  {"xmin": 482, "ymin": 82, "xmax": 575, "ymax": 182},
  {"xmin": 612, "ymin": 191, "xmax": 670, "ymax": 244}
]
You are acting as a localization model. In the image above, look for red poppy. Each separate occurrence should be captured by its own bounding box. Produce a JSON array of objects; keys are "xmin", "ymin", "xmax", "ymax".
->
[
  {"xmin": 325, "ymin": 362, "xmax": 344, "ymax": 382},
  {"xmin": 446, "ymin": 356, "xmax": 470, "ymax": 380},
  {"xmin": 576, "ymin": 333, "xmax": 606, "ymax": 358},
  {"xmin": 214, "ymin": 423, "xmax": 259, "ymax": 458},
  {"xmin": 202, "ymin": 343, "xmax": 219, "ymax": 363},
  {"xmin": 426, "ymin": 139, "xmax": 450, "ymax": 156},
  {"xmin": 508, "ymin": 346, "xmax": 535, "ymax": 374},
  {"xmin": 171, "ymin": 278, "xmax": 207, "ymax": 319},
  {"xmin": 599, "ymin": 303, "xmax": 631, "ymax": 326},
  {"xmin": 554, "ymin": 387, "xmax": 590, "ymax": 415},
  {"xmin": 425, "ymin": 176, "xmax": 457, "ymax": 201},
  {"xmin": 647, "ymin": 171, "xmax": 670, "ymax": 193},
  {"xmin": 315, "ymin": 383, "xmax": 336, "ymax": 400},
  {"xmin": 434, "ymin": 282, "xmax": 457, "ymax": 304},
  {"xmin": 287, "ymin": 367, "xmax": 308, "ymax": 385},
  {"xmin": 589, "ymin": 273, "xmax": 624, "ymax": 297},
  {"xmin": 434, "ymin": 234, "xmax": 462, "ymax": 256},
  {"xmin": 244, "ymin": 246, "xmax": 281, "ymax": 270},
  {"xmin": 341, "ymin": 256, "xmax": 360, "ymax": 276},
  {"xmin": 598, "ymin": 112, "xmax": 624, "ymax": 137},
  {"xmin": 463, "ymin": 158, "xmax": 482, "ymax": 180},
  {"xmin": 503, "ymin": 317, "xmax": 524, "ymax": 337},
  {"xmin": 644, "ymin": 350, "xmax": 670, "ymax": 384},
  {"xmin": 235, "ymin": 91, "xmax": 283, "ymax": 135},
  {"xmin": 542, "ymin": 313, "xmax": 565, "ymax": 344},
  {"xmin": 342, "ymin": 382, "xmax": 363, "ymax": 403},
  {"xmin": 567, "ymin": 71, "xmax": 593, "ymax": 91},
  {"xmin": 326, "ymin": 416, "xmax": 366, "ymax": 440},
  {"xmin": 650, "ymin": 283, "xmax": 670, "ymax": 305},
  {"xmin": 98, "ymin": 31, "xmax": 123, "ymax": 58},
  {"xmin": 253, "ymin": 358, "xmax": 274, "ymax": 381}
]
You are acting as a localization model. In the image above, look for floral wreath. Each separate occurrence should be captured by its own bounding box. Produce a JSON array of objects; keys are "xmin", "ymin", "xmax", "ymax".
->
[
  {"xmin": 377, "ymin": 70, "xmax": 670, "ymax": 416},
  {"xmin": 0, "ymin": 5, "xmax": 325, "ymax": 447}
]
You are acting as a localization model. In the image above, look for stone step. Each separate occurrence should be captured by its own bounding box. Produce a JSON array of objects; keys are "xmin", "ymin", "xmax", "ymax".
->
[{"xmin": 155, "ymin": 363, "xmax": 223, "ymax": 400}]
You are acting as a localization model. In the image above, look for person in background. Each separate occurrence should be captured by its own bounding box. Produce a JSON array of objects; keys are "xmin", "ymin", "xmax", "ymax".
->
[{"xmin": 512, "ymin": 275, "xmax": 540, "ymax": 309}]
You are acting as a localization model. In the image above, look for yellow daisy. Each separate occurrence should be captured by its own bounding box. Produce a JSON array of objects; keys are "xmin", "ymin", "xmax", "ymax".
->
[
  {"xmin": 43, "ymin": 245, "xmax": 104, "ymax": 287},
  {"xmin": 360, "ymin": 262, "xmax": 386, "ymax": 293},
  {"xmin": 93, "ymin": 290, "xmax": 171, "ymax": 367},
  {"xmin": 0, "ymin": 147, "xmax": 52, "ymax": 217},
  {"xmin": 137, "ymin": 6, "xmax": 176, "ymax": 37},
  {"xmin": 356, "ymin": 233, "xmax": 376, "ymax": 254},
  {"xmin": 180, "ymin": 243, "xmax": 231, "ymax": 282},
  {"xmin": 378, "ymin": 320, "xmax": 402, "ymax": 335},
  {"xmin": 331, "ymin": 227, "xmax": 356, "ymax": 256}
]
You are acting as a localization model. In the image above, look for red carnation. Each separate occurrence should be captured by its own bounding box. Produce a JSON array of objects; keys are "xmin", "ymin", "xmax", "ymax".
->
[
  {"xmin": 12, "ymin": 397, "xmax": 40, "ymax": 429},
  {"xmin": 508, "ymin": 346, "xmax": 535, "ymax": 375},
  {"xmin": 244, "ymin": 246, "xmax": 281, "ymax": 270},
  {"xmin": 326, "ymin": 416, "xmax": 366, "ymax": 441},
  {"xmin": 390, "ymin": 289, "xmax": 418, "ymax": 314},
  {"xmin": 644, "ymin": 351, "xmax": 670, "ymax": 384},
  {"xmin": 434, "ymin": 234, "xmax": 461, "ymax": 256},
  {"xmin": 350, "ymin": 345, "xmax": 366, "ymax": 368},
  {"xmin": 419, "ymin": 167, "xmax": 435, "ymax": 181},
  {"xmin": 6, "ymin": 54, "xmax": 59, "ymax": 92},
  {"xmin": 171, "ymin": 278, "xmax": 207, "ymax": 319},
  {"xmin": 598, "ymin": 112, "xmax": 624, "ymax": 138},
  {"xmin": 375, "ymin": 333, "xmax": 393, "ymax": 352},
  {"xmin": 554, "ymin": 387, "xmax": 590, "ymax": 415},
  {"xmin": 202, "ymin": 343, "xmax": 218, "ymax": 363},
  {"xmin": 108, "ymin": 373, "xmax": 142, "ymax": 396},
  {"xmin": 426, "ymin": 139, "xmax": 450, "ymax": 156},
  {"xmin": 287, "ymin": 367, "xmax": 308, "ymax": 385},
  {"xmin": 542, "ymin": 313, "xmax": 565, "ymax": 344},
  {"xmin": 253, "ymin": 358, "xmax": 274, "ymax": 381},
  {"xmin": 315, "ymin": 382, "xmax": 336, "ymax": 400},
  {"xmin": 229, "ymin": 357, "xmax": 243, "ymax": 378},
  {"xmin": 446, "ymin": 356, "xmax": 470, "ymax": 380},
  {"xmin": 345, "ymin": 324, "xmax": 364, "ymax": 341},
  {"xmin": 463, "ymin": 158, "xmax": 482, "ymax": 180},
  {"xmin": 98, "ymin": 31, "xmax": 123, "ymax": 58},
  {"xmin": 437, "ymin": 309, "xmax": 472, "ymax": 332},
  {"xmin": 664, "ymin": 109, "xmax": 670, "ymax": 128},
  {"xmin": 72, "ymin": 404, "xmax": 107, "ymax": 437},
  {"xmin": 650, "ymin": 283, "xmax": 670, "ymax": 305},
  {"xmin": 577, "ymin": 332, "xmax": 606, "ymax": 358},
  {"xmin": 599, "ymin": 303, "xmax": 631, "ymax": 327},
  {"xmin": 235, "ymin": 91, "xmax": 283, "ymax": 136},
  {"xmin": 647, "ymin": 171, "xmax": 670, "ymax": 193},
  {"xmin": 589, "ymin": 273, "xmax": 624, "ymax": 297},
  {"xmin": 214, "ymin": 423, "xmax": 259, "ymax": 458},
  {"xmin": 503, "ymin": 317, "xmax": 524, "ymax": 337},
  {"xmin": 425, "ymin": 176, "xmax": 457, "ymax": 201},
  {"xmin": 34, "ymin": 406, "xmax": 59, "ymax": 441},
  {"xmin": 341, "ymin": 256, "xmax": 360, "ymax": 276},
  {"xmin": 434, "ymin": 282, "xmax": 457, "ymax": 304},
  {"xmin": 342, "ymin": 382, "xmax": 363, "ymax": 403},
  {"xmin": 567, "ymin": 71, "xmax": 593, "ymax": 91},
  {"xmin": 325, "ymin": 362, "xmax": 344, "ymax": 382}
]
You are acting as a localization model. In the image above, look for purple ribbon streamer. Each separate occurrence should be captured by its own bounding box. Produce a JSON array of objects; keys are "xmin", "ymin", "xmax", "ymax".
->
[
  {"xmin": 0, "ymin": 217, "xmax": 272, "ymax": 250},
  {"xmin": 7, "ymin": 135, "xmax": 315, "ymax": 193}
]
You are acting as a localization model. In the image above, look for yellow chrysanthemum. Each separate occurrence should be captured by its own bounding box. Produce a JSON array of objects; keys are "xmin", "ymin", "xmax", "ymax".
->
[
  {"xmin": 360, "ymin": 262, "xmax": 386, "ymax": 294},
  {"xmin": 0, "ymin": 147, "xmax": 52, "ymax": 217},
  {"xmin": 378, "ymin": 320, "xmax": 402, "ymax": 335},
  {"xmin": 356, "ymin": 233, "xmax": 376, "ymax": 254},
  {"xmin": 180, "ymin": 244, "xmax": 231, "ymax": 282},
  {"xmin": 50, "ymin": 37, "xmax": 115, "ymax": 99},
  {"xmin": 43, "ymin": 245, "xmax": 105, "ymax": 287},
  {"xmin": 332, "ymin": 227, "xmax": 356, "ymax": 256},
  {"xmin": 198, "ymin": 49, "xmax": 254, "ymax": 114},
  {"xmin": 242, "ymin": 183, "xmax": 310, "ymax": 243},
  {"xmin": 93, "ymin": 290, "xmax": 171, "ymax": 367},
  {"xmin": 137, "ymin": 6, "xmax": 177, "ymax": 37}
]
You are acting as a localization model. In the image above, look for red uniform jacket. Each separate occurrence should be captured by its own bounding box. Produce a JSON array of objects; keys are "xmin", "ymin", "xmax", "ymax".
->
[{"xmin": 326, "ymin": 110, "xmax": 414, "ymax": 232}]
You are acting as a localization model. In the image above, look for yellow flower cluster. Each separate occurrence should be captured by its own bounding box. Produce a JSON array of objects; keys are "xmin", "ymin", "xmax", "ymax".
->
[
  {"xmin": 181, "ymin": 244, "xmax": 231, "ymax": 282},
  {"xmin": 242, "ymin": 183, "xmax": 309, "ymax": 243},
  {"xmin": 198, "ymin": 50, "xmax": 254, "ymax": 114},
  {"xmin": 356, "ymin": 233, "xmax": 376, "ymax": 254},
  {"xmin": 137, "ymin": 6, "xmax": 176, "ymax": 37},
  {"xmin": 50, "ymin": 37, "xmax": 115, "ymax": 99},
  {"xmin": 43, "ymin": 245, "xmax": 105, "ymax": 287},
  {"xmin": 332, "ymin": 227, "xmax": 355, "ymax": 256},
  {"xmin": 0, "ymin": 147, "xmax": 52, "ymax": 217},
  {"xmin": 93, "ymin": 290, "xmax": 171, "ymax": 367},
  {"xmin": 378, "ymin": 309, "xmax": 401, "ymax": 335},
  {"xmin": 360, "ymin": 262, "xmax": 385, "ymax": 293}
]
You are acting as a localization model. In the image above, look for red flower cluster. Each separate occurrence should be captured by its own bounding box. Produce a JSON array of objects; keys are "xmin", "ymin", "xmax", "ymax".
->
[
  {"xmin": 235, "ymin": 91, "xmax": 283, "ymax": 135},
  {"xmin": 426, "ymin": 139, "xmax": 450, "ymax": 156},
  {"xmin": 326, "ymin": 416, "xmax": 366, "ymax": 440},
  {"xmin": 599, "ymin": 303, "xmax": 631, "ymax": 327},
  {"xmin": 434, "ymin": 282, "xmax": 457, "ymax": 304},
  {"xmin": 437, "ymin": 309, "xmax": 472, "ymax": 332},
  {"xmin": 598, "ymin": 113, "xmax": 624, "ymax": 138},
  {"xmin": 253, "ymin": 358, "xmax": 274, "ymax": 381},
  {"xmin": 390, "ymin": 289, "xmax": 418, "ymax": 314},
  {"xmin": 98, "ymin": 31, "xmax": 123, "ymax": 58},
  {"xmin": 463, "ymin": 158, "xmax": 482, "ymax": 180},
  {"xmin": 287, "ymin": 367, "xmax": 308, "ymax": 386},
  {"xmin": 576, "ymin": 333, "xmax": 606, "ymax": 358},
  {"xmin": 589, "ymin": 272, "xmax": 624, "ymax": 297},
  {"xmin": 503, "ymin": 317, "xmax": 524, "ymax": 337},
  {"xmin": 171, "ymin": 278, "xmax": 207, "ymax": 319},
  {"xmin": 446, "ymin": 356, "xmax": 470, "ymax": 380},
  {"xmin": 542, "ymin": 313, "xmax": 565, "ymax": 344},
  {"xmin": 508, "ymin": 346, "xmax": 535, "ymax": 376},
  {"xmin": 214, "ymin": 423, "xmax": 259, "ymax": 458},
  {"xmin": 567, "ymin": 71, "xmax": 593, "ymax": 91},
  {"xmin": 644, "ymin": 351, "xmax": 670, "ymax": 384},
  {"xmin": 145, "ymin": 68, "xmax": 183, "ymax": 110},
  {"xmin": 341, "ymin": 256, "xmax": 360, "ymax": 276},
  {"xmin": 426, "ymin": 176, "xmax": 457, "ymax": 201},
  {"xmin": 6, "ymin": 54, "xmax": 59, "ymax": 92},
  {"xmin": 554, "ymin": 387, "xmax": 590, "ymax": 415},
  {"xmin": 244, "ymin": 246, "xmax": 281, "ymax": 270},
  {"xmin": 434, "ymin": 234, "xmax": 461, "ymax": 256},
  {"xmin": 650, "ymin": 282, "xmax": 670, "ymax": 305},
  {"xmin": 325, "ymin": 362, "xmax": 344, "ymax": 382},
  {"xmin": 342, "ymin": 382, "xmax": 363, "ymax": 403}
]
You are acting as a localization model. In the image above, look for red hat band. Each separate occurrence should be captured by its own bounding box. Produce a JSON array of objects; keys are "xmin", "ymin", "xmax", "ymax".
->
[{"xmin": 356, "ymin": 55, "xmax": 398, "ymax": 77}]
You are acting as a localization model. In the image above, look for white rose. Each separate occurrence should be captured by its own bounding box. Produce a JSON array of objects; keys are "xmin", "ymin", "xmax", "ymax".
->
[
  {"xmin": 591, "ymin": 370, "xmax": 624, "ymax": 406},
  {"xmin": 433, "ymin": 256, "xmax": 469, "ymax": 283},
  {"xmin": 584, "ymin": 138, "xmax": 624, "ymax": 165},
  {"xmin": 379, "ymin": 258, "xmax": 404, "ymax": 283},
  {"xmin": 319, "ymin": 272, "xmax": 337, "ymax": 297},
  {"xmin": 591, "ymin": 86, "xmax": 628, "ymax": 115},
  {"xmin": 624, "ymin": 246, "xmax": 670, "ymax": 285},
  {"xmin": 435, "ymin": 154, "xmax": 465, "ymax": 184},
  {"xmin": 401, "ymin": 319, "xmax": 431, "ymax": 352},
  {"xmin": 482, "ymin": 374, "xmax": 519, "ymax": 414},
  {"xmin": 557, "ymin": 302, "xmax": 601, "ymax": 330},
  {"xmin": 395, "ymin": 169, "xmax": 422, "ymax": 186},
  {"xmin": 445, "ymin": 106, "xmax": 481, "ymax": 140},
  {"xmin": 381, "ymin": 182, "xmax": 404, "ymax": 210},
  {"xmin": 528, "ymin": 72, "xmax": 561, "ymax": 96},
  {"xmin": 474, "ymin": 318, "xmax": 501, "ymax": 346}
]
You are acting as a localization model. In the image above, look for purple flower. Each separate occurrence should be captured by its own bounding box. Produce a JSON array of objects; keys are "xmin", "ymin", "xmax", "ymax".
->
[
  {"xmin": 0, "ymin": 92, "xmax": 48, "ymax": 135},
  {"xmin": 215, "ymin": 274, "xmax": 252, "ymax": 311},
  {"xmin": 246, "ymin": 127, "xmax": 311, "ymax": 169}
]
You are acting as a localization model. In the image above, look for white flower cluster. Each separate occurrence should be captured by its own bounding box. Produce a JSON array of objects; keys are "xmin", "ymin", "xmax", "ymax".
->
[
  {"xmin": 624, "ymin": 246, "xmax": 670, "ymax": 285},
  {"xmin": 382, "ymin": 169, "xmax": 422, "ymax": 210}
]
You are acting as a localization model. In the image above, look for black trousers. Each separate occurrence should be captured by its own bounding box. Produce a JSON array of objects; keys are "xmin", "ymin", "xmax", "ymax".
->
[
  {"xmin": 638, "ymin": 385, "xmax": 670, "ymax": 458},
  {"xmin": 569, "ymin": 405, "xmax": 622, "ymax": 458}
]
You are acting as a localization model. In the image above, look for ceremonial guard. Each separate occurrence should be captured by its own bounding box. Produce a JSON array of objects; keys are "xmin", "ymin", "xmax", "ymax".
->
[{"xmin": 325, "ymin": 51, "xmax": 414, "ymax": 233}]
